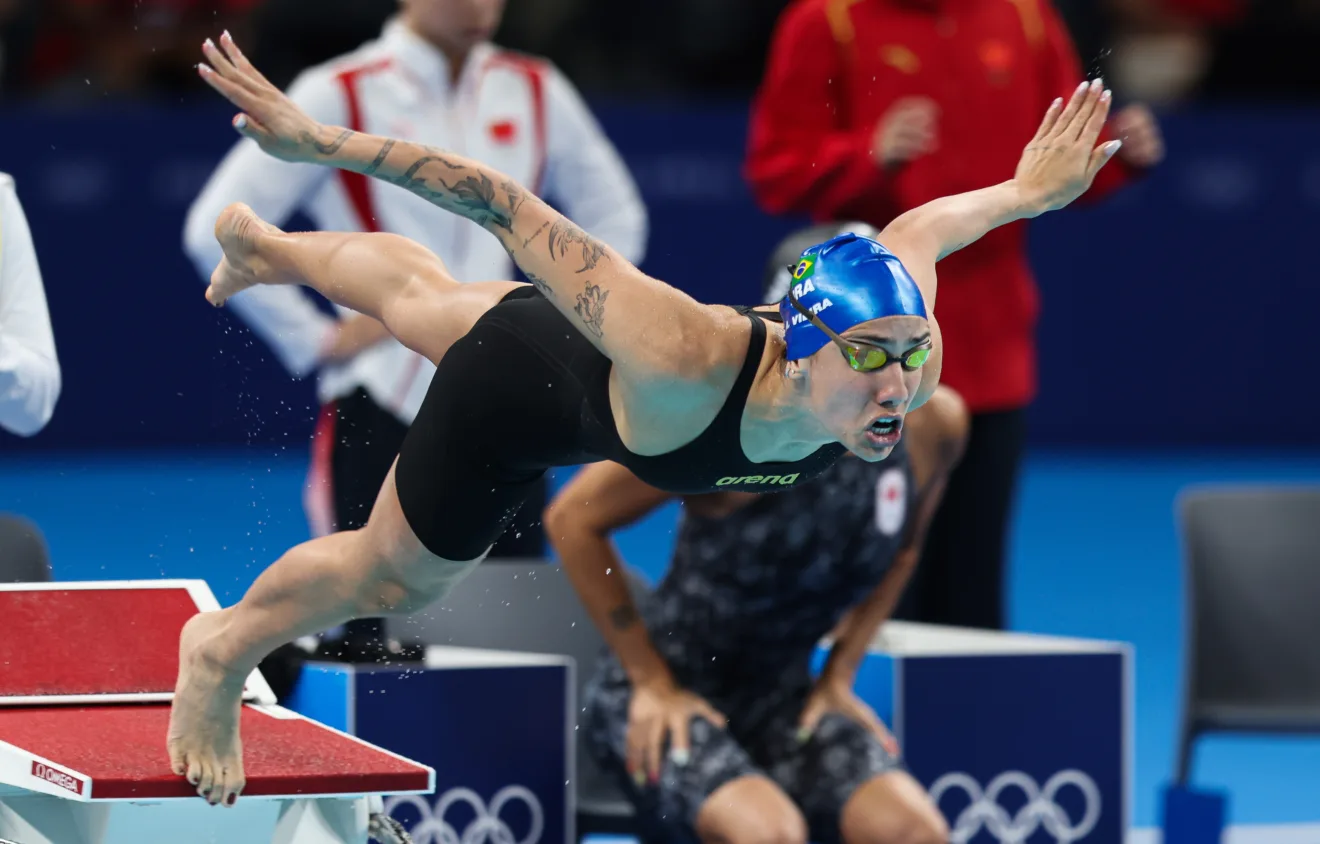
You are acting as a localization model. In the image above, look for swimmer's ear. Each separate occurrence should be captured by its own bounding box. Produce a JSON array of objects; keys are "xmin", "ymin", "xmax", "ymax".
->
[{"xmin": 785, "ymin": 358, "xmax": 807, "ymax": 381}]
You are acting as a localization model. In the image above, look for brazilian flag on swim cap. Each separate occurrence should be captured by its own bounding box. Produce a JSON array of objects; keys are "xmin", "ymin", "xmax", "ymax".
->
[
  {"xmin": 777, "ymin": 233, "xmax": 928, "ymax": 361},
  {"xmin": 792, "ymin": 256, "xmax": 817, "ymax": 282}
]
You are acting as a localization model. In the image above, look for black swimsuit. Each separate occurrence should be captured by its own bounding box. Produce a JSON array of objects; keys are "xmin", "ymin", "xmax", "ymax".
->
[{"xmin": 394, "ymin": 286, "xmax": 847, "ymax": 559}]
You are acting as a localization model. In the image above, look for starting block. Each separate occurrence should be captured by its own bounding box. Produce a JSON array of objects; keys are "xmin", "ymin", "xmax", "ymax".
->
[{"xmin": 0, "ymin": 580, "xmax": 435, "ymax": 844}]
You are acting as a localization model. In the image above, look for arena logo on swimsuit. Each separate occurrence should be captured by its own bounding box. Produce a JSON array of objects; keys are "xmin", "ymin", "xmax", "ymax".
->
[{"xmin": 715, "ymin": 473, "xmax": 800, "ymax": 487}]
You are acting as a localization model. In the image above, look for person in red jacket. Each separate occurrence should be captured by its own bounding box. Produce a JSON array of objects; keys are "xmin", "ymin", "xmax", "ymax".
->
[{"xmin": 746, "ymin": 0, "xmax": 1164, "ymax": 630}]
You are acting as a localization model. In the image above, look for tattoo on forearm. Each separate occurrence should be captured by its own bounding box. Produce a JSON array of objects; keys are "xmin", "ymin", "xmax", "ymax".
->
[
  {"xmin": 421, "ymin": 144, "xmax": 465, "ymax": 165},
  {"xmin": 502, "ymin": 179, "xmax": 527, "ymax": 218},
  {"xmin": 363, "ymin": 139, "xmax": 394, "ymax": 176},
  {"xmin": 383, "ymin": 155, "xmax": 451, "ymax": 195},
  {"xmin": 373, "ymin": 151, "xmax": 529, "ymax": 233},
  {"xmin": 524, "ymin": 270, "xmax": 553, "ymax": 297},
  {"xmin": 304, "ymin": 128, "xmax": 352, "ymax": 155},
  {"xmin": 442, "ymin": 173, "xmax": 515, "ymax": 231},
  {"xmin": 608, "ymin": 604, "xmax": 638, "ymax": 631},
  {"xmin": 575, "ymin": 281, "xmax": 610, "ymax": 338},
  {"xmin": 547, "ymin": 220, "xmax": 608, "ymax": 273},
  {"xmin": 522, "ymin": 220, "xmax": 550, "ymax": 250}
]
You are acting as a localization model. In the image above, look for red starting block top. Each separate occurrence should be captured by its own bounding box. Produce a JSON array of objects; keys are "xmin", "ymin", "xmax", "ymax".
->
[
  {"xmin": 0, "ymin": 580, "xmax": 434, "ymax": 802},
  {"xmin": 0, "ymin": 581, "xmax": 273, "ymax": 705},
  {"xmin": 0, "ymin": 703, "xmax": 433, "ymax": 801}
]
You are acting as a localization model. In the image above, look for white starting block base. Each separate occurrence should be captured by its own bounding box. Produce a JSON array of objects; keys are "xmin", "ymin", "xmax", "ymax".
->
[{"xmin": 0, "ymin": 794, "xmax": 370, "ymax": 844}]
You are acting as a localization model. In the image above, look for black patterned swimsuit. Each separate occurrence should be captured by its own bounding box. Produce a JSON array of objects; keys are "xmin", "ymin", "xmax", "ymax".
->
[{"xmin": 583, "ymin": 440, "xmax": 919, "ymax": 841}]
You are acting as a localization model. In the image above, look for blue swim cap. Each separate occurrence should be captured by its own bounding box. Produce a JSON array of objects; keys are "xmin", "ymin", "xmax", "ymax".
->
[{"xmin": 776, "ymin": 233, "xmax": 927, "ymax": 361}]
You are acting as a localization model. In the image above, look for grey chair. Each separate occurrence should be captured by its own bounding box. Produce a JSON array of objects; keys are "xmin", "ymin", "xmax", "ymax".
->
[
  {"xmin": 0, "ymin": 514, "xmax": 52, "ymax": 583},
  {"xmin": 388, "ymin": 558, "xmax": 653, "ymax": 841},
  {"xmin": 1174, "ymin": 486, "xmax": 1320, "ymax": 785}
]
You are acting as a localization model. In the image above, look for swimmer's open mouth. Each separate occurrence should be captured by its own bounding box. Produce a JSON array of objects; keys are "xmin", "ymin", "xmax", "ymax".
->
[{"xmin": 865, "ymin": 417, "xmax": 902, "ymax": 447}]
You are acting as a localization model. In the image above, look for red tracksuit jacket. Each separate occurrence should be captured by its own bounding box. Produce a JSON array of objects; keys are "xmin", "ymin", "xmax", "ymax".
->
[{"xmin": 746, "ymin": 0, "xmax": 1136, "ymax": 412}]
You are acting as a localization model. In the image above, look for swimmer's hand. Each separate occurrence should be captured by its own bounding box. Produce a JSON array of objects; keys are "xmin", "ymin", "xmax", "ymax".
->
[
  {"xmin": 627, "ymin": 679, "xmax": 728, "ymax": 786},
  {"xmin": 198, "ymin": 32, "xmax": 332, "ymax": 164},
  {"xmin": 798, "ymin": 676, "xmax": 900, "ymax": 757},
  {"xmin": 1013, "ymin": 78, "xmax": 1123, "ymax": 217}
]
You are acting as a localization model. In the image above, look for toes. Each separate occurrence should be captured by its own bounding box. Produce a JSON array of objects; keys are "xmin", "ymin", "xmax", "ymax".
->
[
  {"xmin": 219, "ymin": 764, "xmax": 246, "ymax": 808},
  {"xmin": 168, "ymin": 742, "xmax": 186, "ymax": 777},
  {"xmin": 197, "ymin": 759, "xmax": 218, "ymax": 803},
  {"xmin": 185, "ymin": 755, "xmax": 203, "ymax": 787}
]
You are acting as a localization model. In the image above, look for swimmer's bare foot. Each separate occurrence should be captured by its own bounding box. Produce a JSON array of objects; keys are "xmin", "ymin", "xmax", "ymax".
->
[
  {"xmin": 207, "ymin": 202, "xmax": 283, "ymax": 307},
  {"xmin": 167, "ymin": 609, "xmax": 249, "ymax": 806}
]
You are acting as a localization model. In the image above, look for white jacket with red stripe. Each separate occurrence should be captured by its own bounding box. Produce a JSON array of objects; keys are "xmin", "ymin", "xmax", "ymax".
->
[{"xmin": 183, "ymin": 18, "xmax": 648, "ymax": 423}]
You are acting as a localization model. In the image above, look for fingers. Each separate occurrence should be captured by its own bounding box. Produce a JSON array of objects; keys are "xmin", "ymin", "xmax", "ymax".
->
[
  {"xmin": 1032, "ymin": 97, "xmax": 1064, "ymax": 142},
  {"xmin": 201, "ymin": 32, "xmax": 269, "ymax": 103},
  {"xmin": 1066, "ymin": 80, "xmax": 1101, "ymax": 141},
  {"xmin": 201, "ymin": 38, "xmax": 237, "ymax": 78},
  {"xmin": 233, "ymin": 113, "xmax": 275, "ymax": 144},
  {"xmin": 1087, "ymin": 140, "xmax": 1122, "ymax": 179},
  {"xmin": 1048, "ymin": 80, "xmax": 1092, "ymax": 141},
  {"xmin": 668, "ymin": 714, "xmax": 691, "ymax": 770},
  {"xmin": 218, "ymin": 30, "xmax": 259, "ymax": 77},
  {"xmin": 797, "ymin": 701, "xmax": 823, "ymax": 743},
  {"xmin": 1080, "ymin": 87, "xmax": 1113, "ymax": 147},
  {"xmin": 861, "ymin": 710, "xmax": 900, "ymax": 756},
  {"xmin": 698, "ymin": 701, "xmax": 728, "ymax": 730},
  {"xmin": 624, "ymin": 720, "xmax": 647, "ymax": 789},
  {"xmin": 197, "ymin": 63, "xmax": 254, "ymax": 111},
  {"xmin": 645, "ymin": 717, "xmax": 666, "ymax": 784}
]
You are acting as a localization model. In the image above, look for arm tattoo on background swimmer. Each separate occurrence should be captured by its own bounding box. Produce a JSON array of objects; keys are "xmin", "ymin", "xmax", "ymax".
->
[
  {"xmin": 575, "ymin": 281, "xmax": 610, "ymax": 338},
  {"xmin": 547, "ymin": 220, "xmax": 608, "ymax": 273},
  {"xmin": 304, "ymin": 128, "xmax": 352, "ymax": 155},
  {"xmin": 608, "ymin": 605, "xmax": 639, "ymax": 631}
]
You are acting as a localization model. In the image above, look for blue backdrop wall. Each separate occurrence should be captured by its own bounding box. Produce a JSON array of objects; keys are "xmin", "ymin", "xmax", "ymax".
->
[{"xmin": 3, "ymin": 102, "xmax": 1316, "ymax": 451}]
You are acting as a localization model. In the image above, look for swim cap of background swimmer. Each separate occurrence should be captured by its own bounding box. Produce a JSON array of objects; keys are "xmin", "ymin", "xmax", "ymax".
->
[
  {"xmin": 762, "ymin": 221, "xmax": 881, "ymax": 304},
  {"xmin": 776, "ymin": 232, "xmax": 928, "ymax": 361}
]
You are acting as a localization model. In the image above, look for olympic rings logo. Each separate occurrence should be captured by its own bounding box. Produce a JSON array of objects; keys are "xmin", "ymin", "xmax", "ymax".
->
[
  {"xmin": 928, "ymin": 770, "xmax": 1101, "ymax": 844},
  {"xmin": 384, "ymin": 785, "xmax": 544, "ymax": 844}
]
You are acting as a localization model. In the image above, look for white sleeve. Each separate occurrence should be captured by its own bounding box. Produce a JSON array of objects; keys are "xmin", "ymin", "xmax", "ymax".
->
[
  {"xmin": 540, "ymin": 65, "xmax": 649, "ymax": 266},
  {"xmin": 0, "ymin": 176, "xmax": 61, "ymax": 437},
  {"xmin": 182, "ymin": 69, "xmax": 346, "ymax": 378}
]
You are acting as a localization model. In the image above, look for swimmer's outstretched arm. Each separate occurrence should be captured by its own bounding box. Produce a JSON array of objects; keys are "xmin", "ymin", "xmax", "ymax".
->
[
  {"xmin": 198, "ymin": 34, "xmax": 723, "ymax": 382},
  {"xmin": 879, "ymin": 79, "xmax": 1122, "ymax": 307}
]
